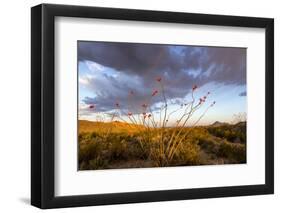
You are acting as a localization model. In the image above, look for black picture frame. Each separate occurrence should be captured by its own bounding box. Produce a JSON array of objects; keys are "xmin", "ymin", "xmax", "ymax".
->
[{"xmin": 31, "ymin": 3, "xmax": 274, "ymax": 209}]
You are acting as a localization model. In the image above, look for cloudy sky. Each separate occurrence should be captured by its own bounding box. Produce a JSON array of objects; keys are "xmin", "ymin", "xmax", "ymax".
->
[{"xmin": 78, "ymin": 41, "xmax": 246, "ymax": 126}]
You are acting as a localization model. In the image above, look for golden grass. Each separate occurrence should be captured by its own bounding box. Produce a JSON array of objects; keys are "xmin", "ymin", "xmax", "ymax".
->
[{"xmin": 79, "ymin": 120, "xmax": 144, "ymax": 134}]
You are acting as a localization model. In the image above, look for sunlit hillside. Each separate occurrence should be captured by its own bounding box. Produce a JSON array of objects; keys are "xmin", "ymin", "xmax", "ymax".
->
[{"xmin": 79, "ymin": 120, "xmax": 144, "ymax": 134}]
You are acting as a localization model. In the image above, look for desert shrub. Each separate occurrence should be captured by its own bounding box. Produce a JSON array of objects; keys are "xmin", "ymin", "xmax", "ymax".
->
[
  {"xmin": 208, "ymin": 127, "xmax": 224, "ymax": 138},
  {"xmin": 207, "ymin": 125, "xmax": 246, "ymax": 144},
  {"xmin": 240, "ymin": 133, "xmax": 246, "ymax": 144},
  {"xmin": 78, "ymin": 132, "xmax": 109, "ymax": 169},
  {"xmin": 79, "ymin": 131, "xmax": 156, "ymax": 170},
  {"xmin": 79, "ymin": 141, "xmax": 102, "ymax": 164},
  {"xmin": 218, "ymin": 141, "xmax": 246, "ymax": 163},
  {"xmin": 224, "ymin": 130, "xmax": 236, "ymax": 141},
  {"xmin": 172, "ymin": 140, "xmax": 200, "ymax": 165},
  {"xmin": 132, "ymin": 132, "xmax": 153, "ymax": 158},
  {"xmin": 128, "ymin": 140, "xmax": 148, "ymax": 159},
  {"xmin": 197, "ymin": 137, "xmax": 218, "ymax": 153},
  {"xmin": 107, "ymin": 133, "xmax": 147, "ymax": 160},
  {"xmin": 79, "ymin": 132, "xmax": 93, "ymax": 144},
  {"xmin": 90, "ymin": 132, "xmax": 101, "ymax": 138},
  {"xmin": 193, "ymin": 129, "xmax": 221, "ymax": 155},
  {"xmin": 88, "ymin": 156, "xmax": 109, "ymax": 170},
  {"xmin": 108, "ymin": 139, "xmax": 129, "ymax": 161}
]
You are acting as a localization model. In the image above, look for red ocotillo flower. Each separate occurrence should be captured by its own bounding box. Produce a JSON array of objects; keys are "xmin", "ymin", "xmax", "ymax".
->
[
  {"xmin": 199, "ymin": 97, "xmax": 205, "ymax": 104},
  {"xmin": 142, "ymin": 103, "xmax": 148, "ymax": 108},
  {"xmin": 152, "ymin": 89, "xmax": 158, "ymax": 96},
  {"xmin": 89, "ymin": 104, "xmax": 95, "ymax": 109},
  {"xmin": 192, "ymin": 85, "xmax": 198, "ymax": 91},
  {"xmin": 143, "ymin": 112, "xmax": 147, "ymax": 119},
  {"xmin": 156, "ymin": 77, "xmax": 162, "ymax": 82},
  {"xmin": 128, "ymin": 112, "xmax": 132, "ymax": 116}
]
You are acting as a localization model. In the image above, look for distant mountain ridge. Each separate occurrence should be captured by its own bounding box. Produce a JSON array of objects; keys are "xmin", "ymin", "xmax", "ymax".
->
[
  {"xmin": 210, "ymin": 121, "xmax": 246, "ymax": 127},
  {"xmin": 211, "ymin": 121, "xmax": 229, "ymax": 127}
]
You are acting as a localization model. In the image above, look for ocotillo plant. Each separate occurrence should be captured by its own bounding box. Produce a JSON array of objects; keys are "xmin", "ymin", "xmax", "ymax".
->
[{"xmin": 88, "ymin": 76, "xmax": 216, "ymax": 166}]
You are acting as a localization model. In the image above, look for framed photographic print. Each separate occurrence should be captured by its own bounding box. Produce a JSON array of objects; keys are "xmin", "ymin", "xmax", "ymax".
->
[{"xmin": 31, "ymin": 3, "xmax": 274, "ymax": 209}]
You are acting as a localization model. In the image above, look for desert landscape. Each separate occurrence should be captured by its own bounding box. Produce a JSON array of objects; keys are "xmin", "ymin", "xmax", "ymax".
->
[
  {"xmin": 78, "ymin": 41, "xmax": 247, "ymax": 170},
  {"xmin": 78, "ymin": 119, "xmax": 246, "ymax": 170}
]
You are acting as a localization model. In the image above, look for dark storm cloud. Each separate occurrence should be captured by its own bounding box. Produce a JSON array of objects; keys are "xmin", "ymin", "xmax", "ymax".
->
[
  {"xmin": 239, "ymin": 91, "xmax": 247, "ymax": 96},
  {"xmin": 82, "ymin": 76, "xmax": 168, "ymax": 113},
  {"xmin": 78, "ymin": 42, "xmax": 180, "ymax": 75},
  {"xmin": 79, "ymin": 41, "xmax": 246, "ymax": 112}
]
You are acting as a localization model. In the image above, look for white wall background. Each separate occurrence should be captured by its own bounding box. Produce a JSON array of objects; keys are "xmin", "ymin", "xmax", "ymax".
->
[{"xmin": 0, "ymin": 0, "xmax": 279, "ymax": 212}]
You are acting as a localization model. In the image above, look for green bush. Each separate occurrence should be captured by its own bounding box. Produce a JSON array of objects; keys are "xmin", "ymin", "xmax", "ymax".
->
[
  {"xmin": 207, "ymin": 125, "xmax": 246, "ymax": 144},
  {"xmin": 88, "ymin": 157, "xmax": 109, "ymax": 170},
  {"xmin": 171, "ymin": 140, "xmax": 200, "ymax": 166},
  {"xmin": 218, "ymin": 141, "xmax": 246, "ymax": 163},
  {"xmin": 108, "ymin": 139, "xmax": 128, "ymax": 161},
  {"xmin": 79, "ymin": 141, "xmax": 101, "ymax": 164},
  {"xmin": 197, "ymin": 137, "xmax": 219, "ymax": 154}
]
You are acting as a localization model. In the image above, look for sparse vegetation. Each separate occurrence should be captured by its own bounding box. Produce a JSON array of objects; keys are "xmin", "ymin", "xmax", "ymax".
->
[{"xmin": 79, "ymin": 120, "xmax": 246, "ymax": 170}]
